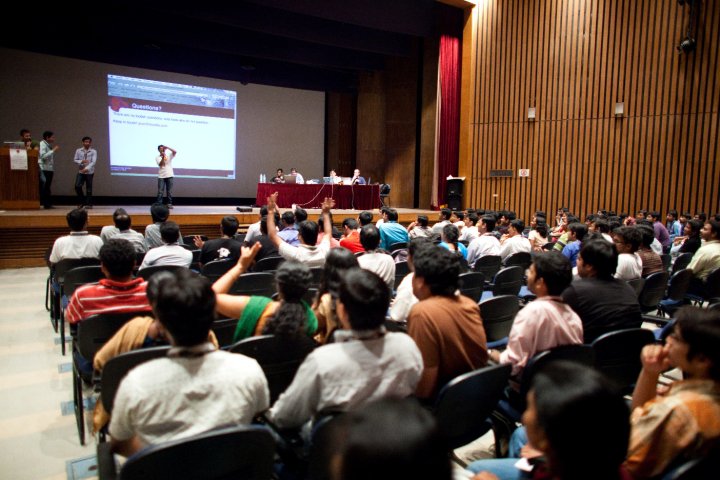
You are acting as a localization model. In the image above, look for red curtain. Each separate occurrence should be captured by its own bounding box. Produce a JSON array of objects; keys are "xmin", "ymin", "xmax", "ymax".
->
[{"xmin": 435, "ymin": 8, "xmax": 463, "ymax": 209}]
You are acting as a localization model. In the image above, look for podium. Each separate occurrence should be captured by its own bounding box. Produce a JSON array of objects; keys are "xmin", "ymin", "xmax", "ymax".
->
[
  {"xmin": 446, "ymin": 177, "xmax": 464, "ymax": 211},
  {"xmin": 0, "ymin": 147, "xmax": 40, "ymax": 209}
]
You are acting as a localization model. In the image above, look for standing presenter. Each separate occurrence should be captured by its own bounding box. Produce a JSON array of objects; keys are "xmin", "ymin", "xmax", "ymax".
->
[
  {"xmin": 74, "ymin": 136, "xmax": 97, "ymax": 208},
  {"xmin": 155, "ymin": 144, "xmax": 177, "ymax": 208}
]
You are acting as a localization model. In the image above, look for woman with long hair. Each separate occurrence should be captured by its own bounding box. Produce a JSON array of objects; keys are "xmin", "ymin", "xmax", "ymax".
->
[{"xmin": 312, "ymin": 247, "xmax": 360, "ymax": 343}]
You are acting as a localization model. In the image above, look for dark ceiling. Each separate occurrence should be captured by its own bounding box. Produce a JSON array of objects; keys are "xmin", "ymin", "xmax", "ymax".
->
[{"xmin": 1, "ymin": 0, "xmax": 457, "ymax": 92}]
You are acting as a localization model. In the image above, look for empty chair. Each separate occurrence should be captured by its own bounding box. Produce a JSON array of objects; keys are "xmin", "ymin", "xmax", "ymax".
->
[
  {"xmin": 660, "ymin": 253, "xmax": 671, "ymax": 272},
  {"xmin": 229, "ymin": 334, "xmax": 317, "ymax": 403},
  {"xmin": 200, "ymin": 258, "xmax": 236, "ymax": 282},
  {"xmin": 686, "ymin": 268, "xmax": 720, "ymax": 305},
  {"xmin": 252, "ymin": 255, "xmax": 285, "ymax": 272},
  {"xmin": 459, "ymin": 272, "xmax": 485, "ymax": 302},
  {"xmin": 627, "ymin": 277, "xmax": 646, "ymax": 298},
  {"xmin": 478, "ymin": 295, "xmax": 519, "ymax": 346},
  {"xmin": 656, "ymin": 269, "xmax": 695, "ymax": 318},
  {"xmin": 638, "ymin": 271, "xmax": 670, "ymax": 314},
  {"xmin": 485, "ymin": 266, "xmax": 524, "ymax": 299},
  {"xmin": 229, "ymin": 272, "xmax": 276, "ymax": 297},
  {"xmin": 473, "ymin": 255, "xmax": 502, "ymax": 281},
  {"xmin": 591, "ymin": 328, "xmax": 656, "ymax": 393},
  {"xmin": 49, "ymin": 257, "xmax": 101, "ymax": 333},
  {"xmin": 137, "ymin": 264, "xmax": 188, "ymax": 280},
  {"xmin": 379, "ymin": 183, "xmax": 391, "ymax": 206},
  {"xmin": 671, "ymin": 252, "xmax": 694, "ymax": 275},
  {"xmin": 96, "ymin": 425, "xmax": 275, "ymax": 480},
  {"xmin": 503, "ymin": 251, "xmax": 532, "ymax": 271}
]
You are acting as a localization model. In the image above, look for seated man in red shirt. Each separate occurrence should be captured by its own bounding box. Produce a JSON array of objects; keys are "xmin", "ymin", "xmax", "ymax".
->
[{"xmin": 65, "ymin": 238, "xmax": 151, "ymax": 325}]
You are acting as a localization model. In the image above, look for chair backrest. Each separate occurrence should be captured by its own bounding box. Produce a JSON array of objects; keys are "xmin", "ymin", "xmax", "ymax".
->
[
  {"xmin": 200, "ymin": 258, "xmax": 236, "ymax": 282},
  {"xmin": 638, "ymin": 271, "xmax": 670, "ymax": 312},
  {"xmin": 252, "ymin": 255, "xmax": 285, "ymax": 272},
  {"xmin": 118, "ymin": 425, "xmax": 275, "ymax": 480},
  {"xmin": 503, "ymin": 251, "xmax": 532, "ymax": 271},
  {"xmin": 182, "ymin": 235, "xmax": 207, "ymax": 246},
  {"xmin": 62, "ymin": 265, "xmax": 105, "ymax": 297},
  {"xmin": 458, "ymin": 272, "xmax": 486, "ymax": 303},
  {"xmin": 380, "ymin": 184, "xmax": 391, "ymax": 195},
  {"xmin": 101, "ymin": 346, "xmax": 171, "ymax": 413},
  {"xmin": 309, "ymin": 267, "xmax": 324, "ymax": 289},
  {"xmin": 434, "ymin": 364, "xmax": 512, "ymax": 449},
  {"xmin": 671, "ymin": 252, "xmax": 694, "ymax": 275},
  {"xmin": 665, "ymin": 268, "xmax": 694, "ymax": 301},
  {"xmin": 394, "ymin": 260, "xmax": 410, "ymax": 289},
  {"xmin": 473, "ymin": 255, "xmax": 502, "ymax": 280},
  {"xmin": 591, "ymin": 328, "xmax": 656, "ymax": 392},
  {"xmin": 229, "ymin": 334, "xmax": 317, "ymax": 403},
  {"xmin": 542, "ymin": 242, "xmax": 555, "ymax": 251},
  {"xmin": 52, "ymin": 257, "xmax": 101, "ymax": 284},
  {"xmin": 137, "ymin": 264, "xmax": 188, "ymax": 280},
  {"xmin": 492, "ymin": 266, "xmax": 524, "ymax": 296},
  {"xmin": 519, "ymin": 344, "xmax": 595, "ymax": 400},
  {"xmin": 388, "ymin": 241, "xmax": 408, "ymax": 252},
  {"xmin": 478, "ymin": 295, "xmax": 519, "ymax": 342},
  {"xmin": 230, "ymin": 272, "xmax": 276, "ymax": 297},
  {"xmin": 211, "ymin": 317, "xmax": 240, "ymax": 348},
  {"xmin": 75, "ymin": 312, "xmax": 142, "ymax": 361},
  {"xmin": 701, "ymin": 268, "xmax": 720, "ymax": 299},
  {"xmin": 660, "ymin": 253, "xmax": 671, "ymax": 272},
  {"xmin": 627, "ymin": 277, "xmax": 646, "ymax": 298}
]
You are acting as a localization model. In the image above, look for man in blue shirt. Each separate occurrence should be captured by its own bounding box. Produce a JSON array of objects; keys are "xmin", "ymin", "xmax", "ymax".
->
[
  {"xmin": 378, "ymin": 208, "xmax": 409, "ymax": 250},
  {"xmin": 562, "ymin": 223, "xmax": 588, "ymax": 268}
]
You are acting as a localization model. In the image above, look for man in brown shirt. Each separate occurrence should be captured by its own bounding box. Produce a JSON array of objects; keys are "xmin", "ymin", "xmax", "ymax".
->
[
  {"xmin": 636, "ymin": 224, "xmax": 664, "ymax": 277},
  {"xmin": 407, "ymin": 246, "xmax": 488, "ymax": 400}
]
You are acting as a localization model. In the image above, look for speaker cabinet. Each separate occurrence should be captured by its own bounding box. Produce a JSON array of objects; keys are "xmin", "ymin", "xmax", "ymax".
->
[{"xmin": 446, "ymin": 177, "xmax": 464, "ymax": 210}]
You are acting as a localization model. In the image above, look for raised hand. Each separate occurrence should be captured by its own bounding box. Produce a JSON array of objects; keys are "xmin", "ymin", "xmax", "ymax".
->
[
  {"xmin": 238, "ymin": 242, "xmax": 263, "ymax": 271},
  {"xmin": 321, "ymin": 196, "xmax": 335, "ymax": 213},
  {"xmin": 267, "ymin": 192, "xmax": 279, "ymax": 212}
]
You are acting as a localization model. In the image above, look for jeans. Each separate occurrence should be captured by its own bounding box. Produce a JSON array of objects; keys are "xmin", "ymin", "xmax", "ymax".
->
[
  {"xmin": 40, "ymin": 170, "xmax": 53, "ymax": 207},
  {"xmin": 75, "ymin": 173, "xmax": 94, "ymax": 205},
  {"xmin": 466, "ymin": 427, "xmax": 531, "ymax": 480},
  {"xmin": 156, "ymin": 177, "xmax": 174, "ymax": 205}
]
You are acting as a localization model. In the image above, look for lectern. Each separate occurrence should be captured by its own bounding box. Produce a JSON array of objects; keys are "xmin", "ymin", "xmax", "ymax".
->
[{"xmin": 0, "ymin": 147, "xmax": 40, "ymax": 209}]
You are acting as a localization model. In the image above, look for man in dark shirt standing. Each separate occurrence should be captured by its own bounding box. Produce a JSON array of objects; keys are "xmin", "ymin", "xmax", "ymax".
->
[{"xmin": 562, "ymin": 239, "xmax": 642, "ymax": 343}]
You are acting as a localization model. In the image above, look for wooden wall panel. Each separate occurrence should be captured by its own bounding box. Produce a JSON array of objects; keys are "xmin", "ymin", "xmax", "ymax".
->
[{"xmin": 459, "ymin": 0, "xmax": 720, "ymax": 221}]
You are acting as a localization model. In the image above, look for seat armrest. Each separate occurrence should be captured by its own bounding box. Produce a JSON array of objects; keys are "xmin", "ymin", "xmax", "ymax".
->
[{"xmin": 96, "ymin": 441, "xmax": 118, "ymax": 480}]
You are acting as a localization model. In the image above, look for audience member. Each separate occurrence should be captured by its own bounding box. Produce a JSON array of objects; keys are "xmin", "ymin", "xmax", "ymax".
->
[
  {"xmin": 666, "ymin": 209, "xmax": 682, "ymax": 242},
  {"xmin": 278, "ymin": 210, "xmax": 300, "ymax": 246},
  {"xmin": 647, "ymin": 211, "xmax": 671, "ymax": 252},
  {"xmin": 244, "ymin": 205, "xmax": 269, "ymax": 244},
  {"xmin": 439, "ymin": 223, "xmax": 468, "ymax": 259},
  {"xmin": 48, "ymin": 208, "xmax": 103, "ymax": 264},
  {"xmin": 669, "ymin": 219, "xmax": 702, "ymax": 257},
  {"xmin": 102, "ymin": 210, "xmax": 146, "ymax": 253},
  {"xmin": 144, "ymin": 203, "xmax": 182, "ymax": 250},
  {"xmin": 408, "ymin": 247, "xmax": 488, "ymax": 399},
  {"xmin": 357, "ymin": 224, "xmax": 396, "ymax": 290},
  {"xmin": 431, "ymin": 208, "xmax": 452, "ymax": 235},
  {"xmin": 389, "ymin": 238, "xmax": 433, "ymax": 323},
  {"xmin": 266, "ymin": 269, "xmax": 423, "ymax": 429},
  {"xmin": 378, "ymin": 208, "xmax": 409, "ymax": 250},
  {"xmin": 460, "ymin": 212, "xmax": 480, "ymax": 243},
  {"xmin": 561, "ymin": 223, "xmax": 588, "ymax": 268},
  {"xmin": 528, "ymin": 215, "xmax": 548, "ymax": 252},
  {"xmin": 686, "ymin": 219, "xmax": 720, "ymax": 293},
  {"xmin": 636, "ymin": 224, "xmax": 664, "ymax": 277},
  {"xmin": 467, "ymin": 215, "xmax": 501, "ymax": 268},
  {"xmin": 193, "ymin": 216, "xmax": 242, "ymax": 265},
  {"xmin": 109, "ymin": 269, "xmax": 269, "ymax": 457},
  {"xmin": 357, "ymin": 210, "xmax": 374, "ymax": 228},
  {"xmin": 100, "ymin": 208, "xmax": 126, "ymax": 241},
  {"xmin": 612, "ymin": 226, "xmax": 643, "ymax": 281},
  {"xmin": 562, "ymin": 240, "xmax": 641, "ymax": 343},
  {"xmin": 138, "ymin": 221, "xmax": 192, "ymax": 270},
  {"xmin": 312, "ymin": 248, "xmax": 360, "ymax": 343},
  {"xmin": 339, "ymin": 218, "xmax": 364, "ymax": 253},
  {"xmin": 407, "ymin": 215, "xmax": 433, "ymax": 239},
  {"xmin": 500, "ymin": 219, "xmax": 532, "ymax": 261}
]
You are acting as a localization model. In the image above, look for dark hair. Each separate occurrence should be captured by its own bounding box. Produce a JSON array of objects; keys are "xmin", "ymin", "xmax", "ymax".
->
[
  {"xmin": 568, "ymin": 223, "xmax": 588, "ymax": 242},
  {"xmin": 259, "ymin": 205, "xmax": 269, "ymax": 217},
  {"xmin": 667, "ymin": 209, "xmax": 678, "ymax": 219},
  {"xmin": 259, "ymin": 213, "xmax": 280, "ymax": 236},
  {"xmin": 531, "ymin": 362, "xmax": 629, "ymax": 480},
  {"xmin": 585, "ymin": 214, "xmax": 596, "ymax": 223},
  {"xmin": 160, "ymin": 221, "xmax": 180, "ymax": 244},
  {"xmin": 358, "ymin": 211, "xmax": 373, "ymax": 226},
  {"xmin": 412, "ymin": 246, "xmax": 460, "ymax": 296},
  {"xmin": 262, "ymin": 261, "xmax": 312, "ymax": 336},
  {"xmin": 150, "ymin": 203, "xmax": 170, "ymax": 223},
  {"xmin": 294, "ymin": 207, "xmax": 308, "ymax": 223},
  {"xmin": 338, "ymin": 269, "xmax": 390, "ymax": 330},
  {"xmin": 681, "ymin": 211, "xmax": 692, "ymax": 219},
  {"xmin": 387, "ymin": 209, "xmax": 399, "ymax": 222},
  {"xmin": 648, "ymin": 211, "xmax": 661, "ymax": 221},
  {"xmin": 157, "ymin": 145, "xmax": 164, "ymax": 152},
  {"xmin": 408, "ymin": 237, "xmax": 434, "ymax": 259},
  {"xmin": 636, "ymin": 224, "xmax": 655, "ymax": 248},
  {"xmin": 440, "ymin": 208, "xmax": 452, "ymax": 220},
  {"xmin": 466, "ymin": 212, "xmax": 479, "ymax": 226},
  {"xmin": 221, "ymin": 216, "xmax": 239, "ymax": 237},
  {"xmin": 481, "ymin": 215, "xmax": 497, "ymax": 231},
  {"xmin": 154, "ymin": 269, "xmax": 215, "ymax": 347},
  {"xmin": 535, "ymin": 224, "xmax": 548, "ymax": 238},
  {"xmin": 99, "ymin": 239, "xmax": 136, "ymax": 277},
  {"xmin": 342, "ymin": 218, "xmax": 358, "ymax": 230},
  {"xmin": 115, "ymin": 214, "xmax": 132, "ymax": 231},
  {"xmin": 510, "ymin": 219, "xmax": 525, "ymax": 234},
  {"xmin": 455, "ymin": 211, "xmax": 465, "ymax": 221},
  {"xmin": 360, "ymin": 224, "xmax": 381, "ymax": 251},
  {"xmin": 578, "ymin": 239, "xmax": 618, "ymax": 279},
  {"xmin": 593, "ymin": 219, "xmax": 610, "ymax": 234},
  {"xmin": 612, "ymin": 226, "xmax": 641, "ymax": 252},
  {"xmin": 675, "ymin": 307, "xmax": 720, "ymax": 381},
  {"xmin": 686, "ymin": 219, "xmax": 703, "ymax": 236},
  {"xmin": 66, "ymin": 208, "xmax": 88, "ymax": 231},
  {"xmin": 532, "ymin": 252, "xmax": 573, "ymax": 295},
  {"xmin": 707, "ymin": 219, "xmax": 720, "ymax": 238},
  {"xmin": 81, "ymin": 136, "xmax": 92, "ymax": 142},
  {"xmin": 20, "ymin": 128, "xmax": 30, "ymax": 136},
  {"xmin": 442, "ymin": 224, "xmax": 460, "ymax": 245},
  {"xmin": 298, "ymin": 220, "xmax": 320, "ymax": 245},
  {"xmin": 318, "ymin": 248, "xmax": 360, "ymax": 299},
  {"xmin": 112, "ymin": 207, "xmax": 128, "ymax": 220},
  {"xmin": 43, "ymin": 130, "xmax": 53, "ymax": 140},
  {"xmin": 334, "ymin": 398, "xmax": 451, "ymax": 480},
  {"xmin": 281, "ymin": 211, "xmax": 296, "ymax": 227},
  {"xmin": 417, "ymin": 215, "xmax": 429, "ymax": 227},
  {"xmin": 146, "ymin": 270, "xmax": 174, "ymax": 305},
  {"xmin": 697, "ymin": 212, "xmax": 707, "ymax": 222}
]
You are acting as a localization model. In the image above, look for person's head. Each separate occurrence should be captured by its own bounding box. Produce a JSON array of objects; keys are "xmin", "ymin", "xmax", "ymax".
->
[
  {"xmin": 112, "ymin": 207, "xmax": 128, "ymax": 221},
  {"xmin": 114, "ymin": 213, "xmax": 132, "ymax": 231},
  {"xmin": 667, "ymin": 209, "xmax": 678, "ymax": 222},
  {"xmin": 684, "ymin": 219, "xmax": 703, "ymax": 237},
  {"xmin": 20, "ymin": 129, "xmax": 31, "ymax": 141},
  {"xmin": 353, "ymin": 168, "xmax": 361, "ymax": 177},
  {"xmin": 412, "ymin": 246, "xmax": 460, "ymax": 299},
  {"xmin": 525, "ymin": 362, "xmax": 629, "ymax": 480},
  {"xmin": 696, "ymin": 212, "xmax": 708, "ymax": 222},
  {"xmin": 535, "ymin": 223, "xmax": 548, "ymax": 238},
  {"xmin": 576, "ymin": 239, "xmax": 618, "ymax": 279},
  {"xmin": 455, "ymin": 211, "xmax": 465, "ymax": 222},
  {"xmin": 159, "ymin": 221, "xmax": 180, "ymax": 244},
  {"xmin": 358, "ymin": 211, "xmax": 373, "ymax": 227},
  {"xmin": 567, "ymin": 223, "xmax": 588, "ymax": 242},
  {"xmin": 592, "ymin": 219, "xmax": 610, "ymax": 234},
  {"xmin": 81, "ymin": 136, "xmax": 92, "ymax": 148},
  {"xmin": 464, "ymin": 212, "xmax": 479, "ymax": 227},
  {"xmin": 290, "ymin": 167, "xmax": 298, "ymax": 175},
  {"xmin": 646, "ymin": 211, "xmax": 661, "ymax": 223},
  {"xmin": 441, "ymin": 224, "xmax": 459, "ymax": 245},
  {"xmin": 220, "ymin": 216, "xmax": 239, "ymax": 237},
  {"xmin": 150, "ymin": 203, "xmax": 170, "ymax": 223},
  {"xmin": 329, "ymin": 398, "xmax": 451, "ymax": 480},
  {"xmin": 157, "ymin": 145, "xmax": 165, "ymax": 153},
  {"xmin": 585, "ymin": 214, "xmax": 596, "ymax": 226},
  {"xmin": 276, "ymin": 168, "xmax": 284, "ymax": 176},
  {"xmin": 260, "ymin": 213, "xmax": 280, "ymax": 236},
  {"xmin": 670, "ymin": 307, "xmax": 720, "ymax": 381},
  {"xmin": 298, "ymin": 220, "xmax": 320, "ymax": 245},
  {"xmin": 330, "ymin": 169, "xmax": 337, "ymax": 177},
  {"xmin": 480, "ymin": 215, "xmax": 496, "ymax": 233},
  {"xmin": 416, "ymin": 215, "xmax": 429, "ymax": 228},
  {"xmin": 281, "ymin": 210, "xmax": 296, "ymax": 227},
  {"xmin": 612, "ymin": 226, "xmax": 641, "ymax": 254},
  {"xmin": 153, "ymin": 269, "xmax": 215, "ymax": 347},
  {"xmin": 439, "ymin": 208, "xmax": 452, "ymax": 221},
  {"xmin": 386, "ymin": 209, "xmax": 399, "ymax": 222},
  {"xmin": 527, "ymin": 252, "xmax": 573, "ymax": 296},
  {"xmin": 635, "ymin": 209, "xmax": 647, "ymax": 220},
  {"xmin": 319, "ymin": 248, "xmax": 360, "ymax": 297},
  {"xmin": 680, "ymin": 212, "xmax": 692, "ymax": 223},
  {"xmin": 342, "ymin": 217, "xmax": 358, "ymax": 235},
  {"xmin": 99, "ymin": 239, "xmax": 136, "ymax": 279},
  {"xmin": 43, "ymin": 130, "xmax": 54, "ymax": 141},
  {"xmin": 360, "ymin": 224, "xmax": 381, "ymax": 251},
  {"xmin": 701, "ymin": 219, "xmax": 720, "ymax": 242},
  {"xmin": 636, "ymin": 224, "xmax": 655, "ymax": 249},
  {"xmin": 66, "ymin": 208, "xmax": 88, "ymax": 231},
  {"xmin": 262, "ymin": 261, "xmax": 312, "ymax": 336},
  {"xmin": 509, "ymin": 219, "xmax": 525, "ymax": 236},
  {"xmin": 407, "ymin": 237, "xmax": 434, "ymax": 270},
  {"xmin": 294, "ymin": 207, "xmax": 308, "ymax": 223},
  {"xmin": 337, "ymin": 268, "xmax": 390, "ymax": 330}
]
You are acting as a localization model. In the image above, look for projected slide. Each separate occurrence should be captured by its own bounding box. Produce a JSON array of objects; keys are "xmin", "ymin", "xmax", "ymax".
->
[{"xmin": 107, "ymin": 74, "xmax": 237, "ymax": 179}]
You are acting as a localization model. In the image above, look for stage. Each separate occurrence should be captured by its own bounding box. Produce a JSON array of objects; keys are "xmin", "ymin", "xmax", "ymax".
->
[{"xmin": 0, "ymin": 204, "xmax": 436, "ymax": 268}]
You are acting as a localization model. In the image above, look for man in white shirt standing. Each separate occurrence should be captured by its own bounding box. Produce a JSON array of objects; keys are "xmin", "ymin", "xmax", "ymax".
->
[
  {"xmin": 155, "ymin": 144, "xmax": 177, "ymax": 208},
  {"xmin": 73, "ymin": 136, "xmax": 97, "ymax": 208}
]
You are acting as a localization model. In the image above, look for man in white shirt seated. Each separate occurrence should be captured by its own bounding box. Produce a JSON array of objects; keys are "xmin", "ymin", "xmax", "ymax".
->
[
  {"xmin": 49, "ymin": 207, "xmax": 104, "ymax": 264},
  {"xmin": 357, "ymin": 224, "xmax": 396, "ymax": 291},
  {"xmin": 266, "ymin": 268, "xmax": 423, "ymax": 429},
  {"xmin": 499, "ymin": 219, "xmax": 532, "ymax": 260},
  {"xmin": 612, "ymin": 226, "xmax": 643, "ymax": 281},
  {"xmin": 467, "ymin": 215, "xmax": 501, "ymax": 268},
  {"xmin": 102, "ymin": 210, "xmax": 146, "ymax": 253},
  {"xmin": 138, "ymin": 221, "xmax": 192, "ymax": 271},
  {"xmin": 289, "ymin": 167, "xmax": 305, "ymax": 184},
  {"xmin": 109, "ymin": 268, "xmax": 269, "ymax": 457},
  {"xmin": 459, "ymin": 212, "xmax": 480, "ymax": 243}
]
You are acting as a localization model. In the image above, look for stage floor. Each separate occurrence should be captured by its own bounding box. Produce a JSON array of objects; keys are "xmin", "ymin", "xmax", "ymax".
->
[{"xmin": 0, "ymin": 204, "xmax": 436, "ymax": 268}]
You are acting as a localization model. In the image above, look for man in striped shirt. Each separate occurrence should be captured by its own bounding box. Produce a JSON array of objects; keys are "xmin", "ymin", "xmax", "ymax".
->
[{"xmin": 66, "ymin": 239, "xmax": 151, "ymax": 324}]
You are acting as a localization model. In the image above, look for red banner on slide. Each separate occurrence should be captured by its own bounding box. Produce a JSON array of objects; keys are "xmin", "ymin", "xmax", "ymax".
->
[{"xmin": 108, "ymin": 97, "xmax": 234, "ymax": 119}]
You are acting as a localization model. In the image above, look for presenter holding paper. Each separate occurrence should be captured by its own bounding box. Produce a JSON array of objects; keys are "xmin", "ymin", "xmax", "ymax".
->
[{"xmin": 156, "ymin": 144, "xmax": 177, "ymax": 208}]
